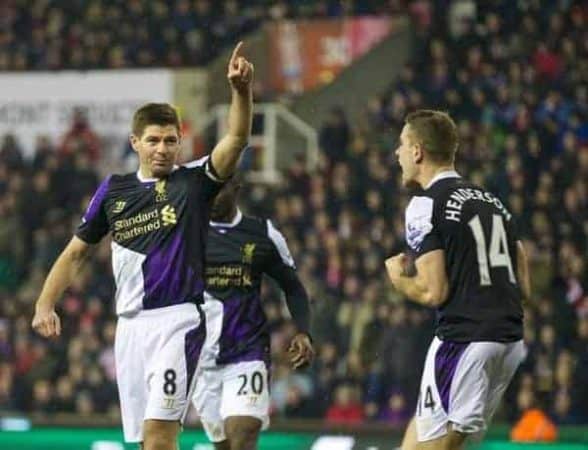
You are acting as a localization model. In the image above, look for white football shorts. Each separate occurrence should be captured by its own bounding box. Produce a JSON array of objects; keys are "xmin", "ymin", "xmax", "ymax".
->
[
  {"xmin": 192, "ymin": 294, "xmax": 269, "ymax": 443},
  {"xmin": 415, "ymin": 336, "xmax": 526, "ymax": 442},
  {"xmin": 115, "ymin": 303, "xmax": 205, "ymax": 443},
  {"xmin": 192, "ymin": 360, "xmax": 270, "ymax": 442}
]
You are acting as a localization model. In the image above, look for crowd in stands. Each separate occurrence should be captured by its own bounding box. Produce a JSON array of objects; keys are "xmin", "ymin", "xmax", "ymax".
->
[
  {"xmin": 1, "ymin": 0, "xmax": 404, "ymax": 71},
  {"xmin": 1, "ymin": 0, "xmax": 587, "ymax": 431}
]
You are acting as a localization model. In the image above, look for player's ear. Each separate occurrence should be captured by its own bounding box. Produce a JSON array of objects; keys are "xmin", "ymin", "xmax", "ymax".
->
[
  {"xmin": 413, "ymin": 142, "xmax": 424, "ymax": 164},
  {"xmin": 130, "ymin": 134, "xmax": 140, "ymax": 153}
]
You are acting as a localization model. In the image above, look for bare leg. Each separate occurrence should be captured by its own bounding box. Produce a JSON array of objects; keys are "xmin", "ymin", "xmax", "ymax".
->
[
  {"xmin": 224, "ymin": 416, "xmax": 262, "ymax": 450},
  {"xmin": 214, "ymin": 441, "xmax": 231, "ymax": 450},
  {"xmin": 143, "ymin": 419, "xmax": 181, "ymax": 450},
  {"xmin": 400, "ymin": 417, "xmax": 419, "ymax": 450},
  {"xmin": 405, "ymin": 421, "xmax": 467, "ymax": 450}
]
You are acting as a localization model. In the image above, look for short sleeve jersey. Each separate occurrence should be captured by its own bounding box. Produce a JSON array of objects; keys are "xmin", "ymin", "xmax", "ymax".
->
[
  {"xmin": 205, "ymin": 211, "xmax": 296, "ymax": 364},
  {"xmin": 405, "ymin": 171, "xmax": 523, "ymax": 342},
  {"xmin": 76, "ymin": 157, "xmax": 223, "ymax": 315}
]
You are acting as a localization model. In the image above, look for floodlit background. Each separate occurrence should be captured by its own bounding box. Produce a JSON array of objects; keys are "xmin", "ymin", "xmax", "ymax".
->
[{"xmin": 0, "ymin": 1, "xmax": 587, "ymax": 449}]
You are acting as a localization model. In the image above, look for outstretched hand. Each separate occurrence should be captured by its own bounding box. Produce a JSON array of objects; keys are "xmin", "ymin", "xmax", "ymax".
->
[
  {"xmin": 288, "ymin": 333, "xmax": 315, "ymax": 370},
  {"xmin": 227, "ymin": 41, "xmax": 254, "ymax": 93}
]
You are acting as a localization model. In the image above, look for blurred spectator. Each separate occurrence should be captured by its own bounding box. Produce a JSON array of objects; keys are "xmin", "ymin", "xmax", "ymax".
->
[
  {"xmin": 378, "ymin": 390, "xmax": 410, "ymax": 426},
  {"xmin": 325, "ymin": 383, "xmax": 364, "ymax": 424},
  {"xmin": 1, "ymin": 1, "xmax": 399, "ymax": 71},
  {"xmin": 0, "ymin": 0, "xmax": 587, "ymax": 429},
  {"xmin": 59, "ymin": 109, "xmax": 101, "ymax": 163},
  {"xmin": 319, "ymin": 107, "xmax": 350, "ymax": 166}
]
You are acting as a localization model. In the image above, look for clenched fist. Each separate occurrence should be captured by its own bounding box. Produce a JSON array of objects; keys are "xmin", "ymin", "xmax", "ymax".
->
[{"xmin": 32, "ymin": 307, "xmax": 61, "ymax": 338}]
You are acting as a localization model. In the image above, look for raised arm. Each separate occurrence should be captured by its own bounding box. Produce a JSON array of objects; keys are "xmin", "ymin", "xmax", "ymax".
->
[
  {"xmin": 516, "ymin": 240, "xmax": 531, "ymax": 306},
  {"xmin": 32, "ymin": 236, "xmax": 93, "ymax": 337},
  {"xmin": 210, "ymin": 41, "xmax": 254, "ymax": 179}
]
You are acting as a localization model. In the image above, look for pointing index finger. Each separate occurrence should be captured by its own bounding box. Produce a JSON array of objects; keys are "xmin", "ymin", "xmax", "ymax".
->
[{"xmin": 230, "ymin": 41, "xmax": 244, "ymax": 65}]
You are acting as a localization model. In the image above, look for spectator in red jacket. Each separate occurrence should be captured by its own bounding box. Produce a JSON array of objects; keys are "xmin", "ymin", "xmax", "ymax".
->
[
  {"xmin": 326, "ymin": 383, "xmax": 364, "ymax": 424},
  {"xmin": 59, "ymin": 109, "xmax": 100, "ymax": 163}
]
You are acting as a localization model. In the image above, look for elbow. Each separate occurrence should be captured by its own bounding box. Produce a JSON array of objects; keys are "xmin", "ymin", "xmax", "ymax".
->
[
  {"xmin": 227, "ymin": 134, "xmax": 249, "ymax": 144},
  {"xmin": 423, "ymin": 284, "xmax": 449, "ymax": 307}
]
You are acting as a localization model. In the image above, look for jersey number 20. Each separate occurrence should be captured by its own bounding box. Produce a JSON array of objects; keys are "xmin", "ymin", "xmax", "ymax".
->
[{"xmin": 468, "ymin": 214, "xmax": 516, "ymax": 286}]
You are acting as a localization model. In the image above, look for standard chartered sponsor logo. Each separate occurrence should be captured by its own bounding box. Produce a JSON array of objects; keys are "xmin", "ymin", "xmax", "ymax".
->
[
  {"xmin": 161, "ymin": 205, "xmax": 177, "ymax": 226},
  {"xmin": 206, "ymin": 265, "xmax": 244, "ymax": 287},
  {"xmin": 114, "ymin": 209, "xmax": 159, "ymax": 231},
  {"xmin": 113, "ymin": 219, "xmax": 161, "ymax": 241},
  {"xmin": 112, "ymin": 204, "xmax": 177, "ymax": 241}
]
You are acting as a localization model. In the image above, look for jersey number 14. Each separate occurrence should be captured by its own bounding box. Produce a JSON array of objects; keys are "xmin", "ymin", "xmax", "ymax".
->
[{"xmin": 468, "ymin": 214, "xmax": 516, "ymax": 286}]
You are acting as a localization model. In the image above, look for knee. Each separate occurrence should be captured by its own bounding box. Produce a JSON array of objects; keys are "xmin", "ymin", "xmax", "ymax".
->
[
  {"xmin": 225, "ymin": 419, "xmax": 261, "ymax": 450},
  {"xmin": 143, "ymin": 420, "xmax": 179, "ymax": 450},
  {"xmin": 230, "ymin": 431, "xmax": 258, "ymax": 450}
]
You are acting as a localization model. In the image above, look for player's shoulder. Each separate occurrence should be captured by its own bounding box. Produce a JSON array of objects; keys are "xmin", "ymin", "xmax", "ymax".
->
[
  {"xmin": 109, "ymin": 172, "xmax": 137, "ymax": 184},
  {"xmin": 239, "ymin": 214, "xmax": 270, "ymax": 236},
  {"xmin": 180, "ymin": 156, "xmax": 209, "ymax": 171},
  {"xmin": 98, "ymin": 172, "xmax": 138, "ymax": 195},
  {"xmin": 424, "ymin": 175, "xmax": 469, "ymax": 199},
  {"xmin": 170, "ymin": 158, "xmax": 207, "ymax": 180},
  {"xmin": 240, "ymin": 215, "xmax": 291, "ymax": 248}
]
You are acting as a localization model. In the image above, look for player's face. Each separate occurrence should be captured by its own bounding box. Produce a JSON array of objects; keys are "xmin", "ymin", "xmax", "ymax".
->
[
  {"xmin": 131, "ymin": 124, "xmax": 181, "ymax": 178},
  {"xmin": 395, "ymin": 125, "xmax": 420, "ymax": 187}
]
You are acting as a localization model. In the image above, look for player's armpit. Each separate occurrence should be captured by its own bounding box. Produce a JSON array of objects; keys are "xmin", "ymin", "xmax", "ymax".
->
[
  {"xmin": 210, "ymin": 135, "xmax": 249, "ymax": 180},
  {"xmin": 516, "ymin": 240, "xmax": 532, "ymax": 306}
]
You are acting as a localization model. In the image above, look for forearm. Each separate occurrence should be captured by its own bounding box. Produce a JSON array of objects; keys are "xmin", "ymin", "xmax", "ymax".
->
[
  {"xmin": 517, "ymin": 242, "xmax": 531, "ymax": 305},
  {"xmin": 35, "ymin": 251, "xmax": 86, "ymax": 311},
  {"xmin": 228, "ymin": 86, "xmax": 253, "ymax": 142},
  {"xmin": 284, "ymin": 283, "xmax": 311, "ymax": 335},
  {"xmin": 393, "ymin": 274, "xmax": 436, "ymax": 307},
  {"xmin": 211, "ymin": 87, "xmax": 252, "ymax": 179},
  {"xmin": 273, "ymin": 267, "xmax": 311, "ymax": 334}
]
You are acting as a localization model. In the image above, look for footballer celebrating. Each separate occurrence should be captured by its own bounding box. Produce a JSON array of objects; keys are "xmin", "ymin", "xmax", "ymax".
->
[
  {"xmin": 386, "ymin": 110, "xmax": 530, "ymax": 450},
  {"xmin": 32, "ymin": 42, "xmax": 254, "ymax": 450}
]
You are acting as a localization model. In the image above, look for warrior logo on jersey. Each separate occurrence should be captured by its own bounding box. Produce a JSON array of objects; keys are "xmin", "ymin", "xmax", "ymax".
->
[
  {"xmin": 112, "ymin": 200, "xmax": 126, "ymax": 214},
  {"xmin": 155, "ymin": 179, "xmax": 168, "ymax": 202}
]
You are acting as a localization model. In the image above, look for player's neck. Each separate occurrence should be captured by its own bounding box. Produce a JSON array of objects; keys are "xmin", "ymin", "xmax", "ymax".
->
[
  {"xmin": 419, "ymin": 165, "xmax": 455, "ymax": 189},
  {"xmin": 138, "ymin": 166, "xmax": 156, "ymax": 180},
  {"xmin": 211, "ymin": 207, "xmax": 239, "ymax": 224}
]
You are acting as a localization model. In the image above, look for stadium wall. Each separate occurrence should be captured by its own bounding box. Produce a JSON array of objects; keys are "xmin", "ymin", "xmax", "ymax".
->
[{"xmin": 0, "ymin": 69, "xmax": 208, "ymax": 163}]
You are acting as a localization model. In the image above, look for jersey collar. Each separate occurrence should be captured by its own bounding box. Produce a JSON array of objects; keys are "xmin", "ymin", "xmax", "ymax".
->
[
  {"xmin": 136, "ymin": 165, "xmax": 180, "ymax": 183},
  {"xmin": 425, "ymin": 170, "xmax": 461, "ymax": 189},
  {"xmin": 210, "ymin": 209, "xmax": 243, "ymax": 228}
]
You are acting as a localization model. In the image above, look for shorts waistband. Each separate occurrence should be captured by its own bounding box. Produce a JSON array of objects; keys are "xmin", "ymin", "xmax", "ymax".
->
[{"xmin": 119, "ymin": 302, "xmax": 199, "ymax": 320}]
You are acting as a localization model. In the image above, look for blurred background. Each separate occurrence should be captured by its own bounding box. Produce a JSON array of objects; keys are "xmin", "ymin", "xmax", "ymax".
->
[{"xmin": 0, "ymin": 1, "xmax": 587, "ymax": 449}]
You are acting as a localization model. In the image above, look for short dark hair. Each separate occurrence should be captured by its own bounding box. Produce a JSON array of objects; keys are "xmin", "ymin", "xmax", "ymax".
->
[
  {"xmin": 132, "ymin": 103, "xmax": 181, "ymax": 137},
  {"xmin": 405, "ymin": 110, "xmax": 458, "ymax": 163}
]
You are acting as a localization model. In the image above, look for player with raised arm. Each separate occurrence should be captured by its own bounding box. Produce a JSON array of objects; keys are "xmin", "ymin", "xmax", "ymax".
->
[
  {"xmin": 386, "ymin": 110, "xmax": 531, "ymax": 450},
  {"xmin": 31, "ymin": 42, "xmax": 254, "ymax": 450},
  {"xmin": 193, "ymin": 177, "xmax": 314, "ymax": 450}
]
